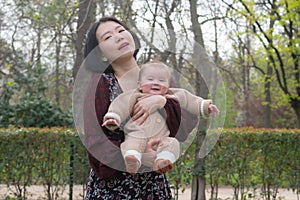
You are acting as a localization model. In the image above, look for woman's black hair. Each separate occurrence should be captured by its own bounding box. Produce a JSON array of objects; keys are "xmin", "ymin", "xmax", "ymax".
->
[{"xmin": 83, "ymin": 16, "xmax": 140, "ymax": 73}]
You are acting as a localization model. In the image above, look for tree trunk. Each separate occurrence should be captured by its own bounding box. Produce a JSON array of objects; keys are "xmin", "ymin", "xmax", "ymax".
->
[
  {"xmin": 191, "ymin": 163, "xmax": 206, "ymax": 200},
  {"xmin": 189, "ymin": 0, "xmax": 208, "ymax": 199},
  {"xmin": 264, "ymin": 63, "xmax": 272, "ymax": 128},
  {"xmin": 263, "ymin": 5, "xmax": 276, "ymax": 128},
  {"xmin": 290, "ymin": 99, "xmax": 300, "ymax": 128},
  {"xmin": 55, "ymin": 32, "xmax": 62, "ymax": 106},
  {"xmin": 72, "ymin": 0, "xmax": 96, "ymax": 79}
]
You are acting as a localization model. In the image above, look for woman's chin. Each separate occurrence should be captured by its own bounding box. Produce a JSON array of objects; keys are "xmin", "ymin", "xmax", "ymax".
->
[{"xmin": 113, "ymin": 50, "xmax": 135, "ymax": 62}]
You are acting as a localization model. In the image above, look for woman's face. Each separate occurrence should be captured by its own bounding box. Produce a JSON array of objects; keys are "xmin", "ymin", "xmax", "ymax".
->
[{"xmin": 96, "ymin": 21, "xmax": 136, "ymax": 63}]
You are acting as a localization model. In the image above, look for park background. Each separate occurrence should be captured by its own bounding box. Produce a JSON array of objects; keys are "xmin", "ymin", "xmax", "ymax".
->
[{"xmin": 0, "ymin": 0, "xmax": 299, "ymax": 199}]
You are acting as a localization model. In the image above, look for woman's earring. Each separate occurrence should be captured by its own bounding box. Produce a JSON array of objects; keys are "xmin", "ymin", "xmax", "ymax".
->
[{"xmin": 102, "ymin": 56, "xmax": 108, "ymax": 62}]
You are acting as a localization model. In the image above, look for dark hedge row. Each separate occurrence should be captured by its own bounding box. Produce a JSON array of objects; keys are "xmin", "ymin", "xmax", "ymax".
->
[{"xmin": 1, "ymin": 127, "xmax": 299, "ymax": 200}]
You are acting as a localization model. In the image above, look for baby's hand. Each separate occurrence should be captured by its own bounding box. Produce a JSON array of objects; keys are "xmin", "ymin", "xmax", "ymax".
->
[
  {"xmin": 208, "ymin": 104, "xmax": 220, "ymax": 116},
  {"xmin": 102, "ymin": 118, "xmax": 119, "ymax": 130}
]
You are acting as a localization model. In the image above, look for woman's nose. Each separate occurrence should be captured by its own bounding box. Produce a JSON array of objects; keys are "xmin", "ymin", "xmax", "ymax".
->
[{"xmin": 115, "ymin": 36, "xmax": 123, "ymax": 42}]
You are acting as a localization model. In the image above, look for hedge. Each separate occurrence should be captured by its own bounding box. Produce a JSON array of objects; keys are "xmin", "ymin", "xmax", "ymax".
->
[
  {"xmin": 0, "ymin": 127, "xmax": 89, "ymax": 200},
  {"xmin": 0, "ymin": 127, "xmax": 299, "ymax": 200},
  {"xmin": 205, "ymin": 127, "xmax": 300, "ymax": 200},
  {"xmin": 166, "ymin": 127, "xmax": 300, "ymax": 200}
]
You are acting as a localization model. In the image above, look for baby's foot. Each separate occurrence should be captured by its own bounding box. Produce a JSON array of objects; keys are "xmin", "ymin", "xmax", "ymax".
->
[
  {"xmin": 125, "ymin": 155, "xmax": 140, "ymax": 174},
  {"xmin": 153, "ymin": 159, "xmax": 173, "ymax": 174}
]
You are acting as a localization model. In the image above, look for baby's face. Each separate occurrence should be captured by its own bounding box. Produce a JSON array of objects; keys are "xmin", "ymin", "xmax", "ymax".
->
[{"xmin": 139, "ymin": 66, "xmax": 170, "ymax": 95}]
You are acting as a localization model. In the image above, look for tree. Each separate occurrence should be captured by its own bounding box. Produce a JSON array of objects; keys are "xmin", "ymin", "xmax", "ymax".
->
[
  {"xmin": 226, "ymin": 0, "xmax": 300, "ymax": 127},
  {"xmin": 189, "ymin": 0, "xmax": 208, "ymax": 199},
  {"xmin": 73, "ymin": 0, "xmax": 96, "ymax": 79},
  {"xmin": 0, "ymin": 0, "xmax": 76, "ymax": 127}
]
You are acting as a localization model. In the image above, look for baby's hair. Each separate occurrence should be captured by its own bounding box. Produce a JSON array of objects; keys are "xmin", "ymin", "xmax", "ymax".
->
[{"xmin": 139, "ymin": 61, "xmax": 171, "ymax": 81}]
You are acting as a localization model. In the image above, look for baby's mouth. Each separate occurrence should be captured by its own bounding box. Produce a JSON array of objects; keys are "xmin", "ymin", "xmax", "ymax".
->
[{"xmin": 151, "ymin": 86, "xmax": 160, "ymax": 91}]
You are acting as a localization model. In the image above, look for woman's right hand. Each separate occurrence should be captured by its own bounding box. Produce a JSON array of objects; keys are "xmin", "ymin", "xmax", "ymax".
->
[
  {"xmin": 132, "ymin": 95, "xmax": 166, "ymax": 125},
  {"xmin": 142, "ymin": 138, "xmax": 160, "ymax": 167}
]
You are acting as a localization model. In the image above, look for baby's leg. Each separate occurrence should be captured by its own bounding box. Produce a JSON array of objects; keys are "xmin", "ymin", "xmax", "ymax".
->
[
  {"xmin": 153, "ymin": 137, "xmax": 180, "ymax": 174},
  {"xmin": 121, "ymin": 136, "xmax": 146, "ymax": 174},
  {"xmin": 123, "ymin": 150, "xmax": 141, "ymax": 174}
]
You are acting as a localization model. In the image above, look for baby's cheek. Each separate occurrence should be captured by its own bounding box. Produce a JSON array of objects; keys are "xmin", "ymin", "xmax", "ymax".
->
[
  {"xmin": 141, "ymin": 83, "xmax": 152, "ymax": 93},
  {"xmin": 160, "ymin": 85, "xmax": 169, "ymax": 94}
]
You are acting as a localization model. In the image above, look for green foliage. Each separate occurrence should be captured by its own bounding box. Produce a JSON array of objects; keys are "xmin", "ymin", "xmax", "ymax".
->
[
  {"xmin": 205, "ymin": 127, "xmax": 300, "ymax": 199},
  {"xmin": 222, "ymin": 86, "xmax": 238, "ymax": 128},
  {"xmin": 13, "ymin": 95, "xmax": 73, "ymax": 128},
  {"xmin": 167, "ymin": 144, "xmax": 195, "ymax": 199},
  {"xmin": 1, "ymin": 0, "xmax": 75, "ymax": 126},
  {"xmin": 0, "ymin": 87, "xmax": 15, "ymax": 127},
  {"xmin": 0, "ymin": 127, "xmax": 299, "ymax": 199},
  {"xmin": 0, "ymin": 60, "xmax": 72, "ymax": 128},
  {"xmin": 0, "ymin": 95, "xmax": 72, "ymax": 128},
  {"xmin": 229, "ymin": 0, "xmax": 300, "ymax": 125},
  {"xmin": 0, "ymin": 128, "xmax": 89, "ymax": 199},
  {"xmin": 169, "ymin": 127, "xmax": 300, "ymax": 199}
]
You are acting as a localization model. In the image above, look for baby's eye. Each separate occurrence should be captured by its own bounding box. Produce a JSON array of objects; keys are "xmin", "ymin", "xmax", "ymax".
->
[
  {"xmin": 147, "ymin": 78, "xmax": 153, "ymax": 81},
  {"xmin": 119, "ymin": 29, "xmax": 125, "ymax": 33}
]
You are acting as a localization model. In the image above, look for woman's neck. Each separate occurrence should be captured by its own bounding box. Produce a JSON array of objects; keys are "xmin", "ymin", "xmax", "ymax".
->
[{"xmin": 112, "ymin": 58, "xmax": 138, "ymax": 78}]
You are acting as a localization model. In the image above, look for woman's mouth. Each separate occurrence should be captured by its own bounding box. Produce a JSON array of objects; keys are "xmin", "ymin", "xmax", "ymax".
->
[{"xmin": 118, "ymin": 42, "xmax": 129, "ymax": 50}]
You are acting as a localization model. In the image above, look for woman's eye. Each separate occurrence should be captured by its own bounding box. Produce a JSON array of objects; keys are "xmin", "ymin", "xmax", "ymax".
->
[{"xmin": 104, "ymin": 35, "xmax": 111, "ymax": 40}]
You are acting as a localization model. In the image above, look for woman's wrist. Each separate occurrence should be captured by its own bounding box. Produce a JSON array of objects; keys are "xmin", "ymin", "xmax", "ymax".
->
[
  {"xmin": 149, "ymin": 95, "xmax": 166, "ymax": 113},
  {"xmin": 158, "ymin": 95, "xmax": 167, "ymax": 108}
]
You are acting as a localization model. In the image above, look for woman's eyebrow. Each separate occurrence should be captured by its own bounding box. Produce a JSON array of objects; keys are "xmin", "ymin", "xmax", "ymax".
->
[{"xmin": 100, "ymin": 31, "xmax": 110, "ymax": 39}]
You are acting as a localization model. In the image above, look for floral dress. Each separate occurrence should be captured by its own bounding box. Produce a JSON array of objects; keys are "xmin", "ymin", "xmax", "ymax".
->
[
  {"xmin": 85, "ymin": 169, "xmax": 172, "ymax": 200},
  {"xmin": 84, "ymin": 73, "xmax": 172, "ymax": 200}
]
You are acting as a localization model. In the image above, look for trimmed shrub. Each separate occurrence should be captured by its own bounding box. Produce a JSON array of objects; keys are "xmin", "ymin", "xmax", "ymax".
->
[{"xmin": 0, "ymin": 127, "xmax": 299, "ymax": 199}]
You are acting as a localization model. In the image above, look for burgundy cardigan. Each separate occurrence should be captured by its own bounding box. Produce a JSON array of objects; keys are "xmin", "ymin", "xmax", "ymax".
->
[{"xmin": 84, "ymin": 74, "xmax": 197, "ymax": 179}]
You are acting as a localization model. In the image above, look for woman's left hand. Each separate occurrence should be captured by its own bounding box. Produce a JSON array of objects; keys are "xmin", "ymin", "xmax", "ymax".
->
[
  {"xmin": 132, "ymin": 95, "xmax": 166, "ymax": 125},
  {"xmin": 142, "ymin": 138, "xmax": 160, "ymax": 167}
]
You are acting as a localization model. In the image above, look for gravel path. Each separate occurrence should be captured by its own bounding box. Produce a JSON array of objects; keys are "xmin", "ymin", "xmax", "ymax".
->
[
  {"xmin": 177, "ymin": 186, "xmax": 299, "ymax": 200},
  {"xmin": 1, "ymin": 184, "xmax": 298, "ymax": 199}
]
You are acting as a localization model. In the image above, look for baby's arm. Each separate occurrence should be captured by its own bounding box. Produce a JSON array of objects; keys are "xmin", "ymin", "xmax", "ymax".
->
[
  {"xmin": 102, "ymin": 90, "xmax": 136, "ymax": 130},
  {"xmin": 102, "ymin": 113, "xmax": 121, "ymax": 130},
  {"xmin": 170, "ymin": 88, "xmax": 219, "ymax": 118}
]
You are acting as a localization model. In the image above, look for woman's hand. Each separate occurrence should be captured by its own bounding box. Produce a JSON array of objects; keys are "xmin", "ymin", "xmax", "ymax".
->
[
  {"xmin": 132, "ymin": 95, "xmax": 166, "ymax": 125},
  {"xmin": 141, "ymin": 138, "xmax": 160, "ymax": 167}
]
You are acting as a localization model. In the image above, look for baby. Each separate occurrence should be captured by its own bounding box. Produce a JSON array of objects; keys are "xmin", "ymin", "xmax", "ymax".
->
[{"xmin": 102, "ymin": 62, "xmax": 219, "ymax": 174}]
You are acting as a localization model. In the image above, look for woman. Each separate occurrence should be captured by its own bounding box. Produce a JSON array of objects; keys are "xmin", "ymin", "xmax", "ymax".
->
[{"xmin": 83, "ymin": 16, "xmax": 196, "ymax": 199}]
